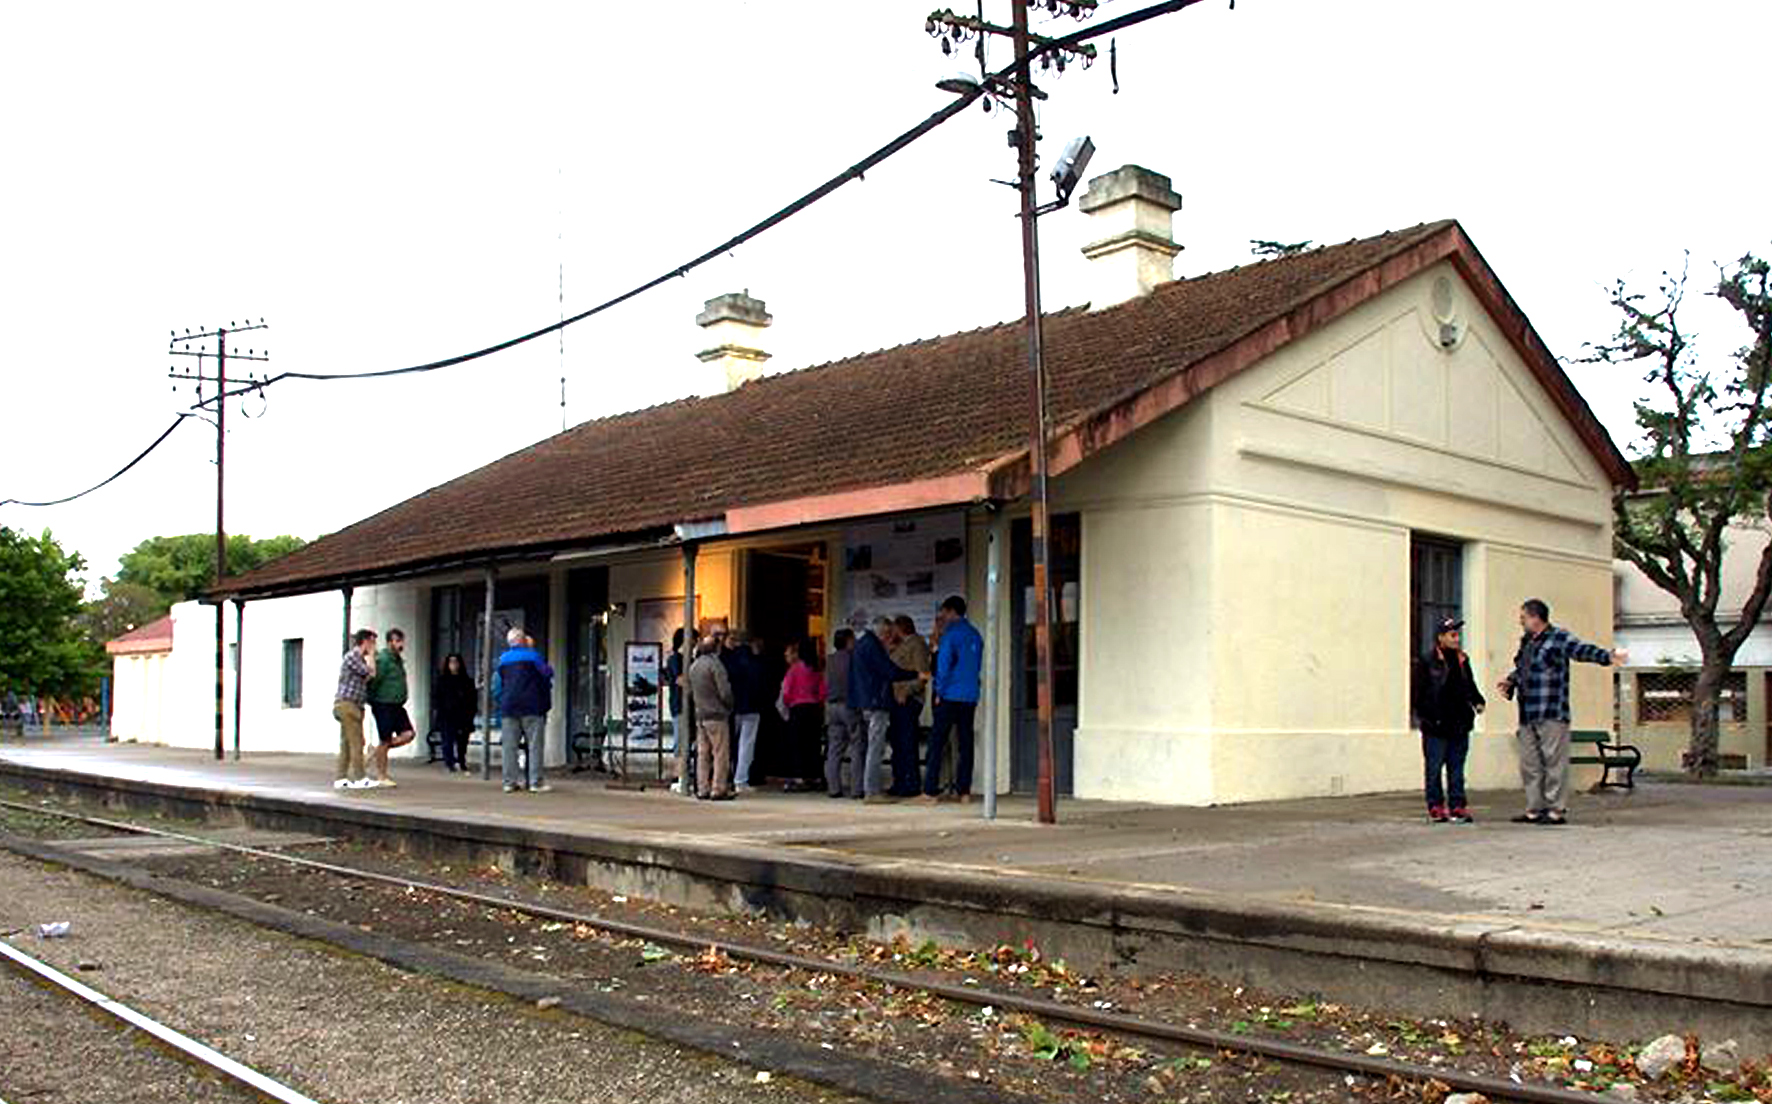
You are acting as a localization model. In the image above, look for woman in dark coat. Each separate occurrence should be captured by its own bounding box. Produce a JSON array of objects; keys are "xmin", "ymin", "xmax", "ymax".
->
[
  {"xmin": 1411, "ymin": 618, "xmax": 1486, "ymax": 823},
  {"xmin": 434, "ymin": 652, "xmax": 479, "ymax": 772}
]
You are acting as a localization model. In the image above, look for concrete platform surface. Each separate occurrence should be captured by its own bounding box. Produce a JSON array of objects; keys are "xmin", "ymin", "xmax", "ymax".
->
[{"xmin": 4, "ymin": 735, "xmax": 1767, "ymax": 951}]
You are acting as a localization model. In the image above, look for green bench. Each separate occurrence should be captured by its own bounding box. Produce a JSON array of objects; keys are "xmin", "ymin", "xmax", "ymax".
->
[{"xmin": 1571, "ymin": 729, "xmax": 1641, "ymax": 790}]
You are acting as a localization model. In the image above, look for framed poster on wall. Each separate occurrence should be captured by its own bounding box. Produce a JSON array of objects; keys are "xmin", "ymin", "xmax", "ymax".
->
[{"xmin": 623, "ymin": 642, "xmax": 663, "ymax": 744}]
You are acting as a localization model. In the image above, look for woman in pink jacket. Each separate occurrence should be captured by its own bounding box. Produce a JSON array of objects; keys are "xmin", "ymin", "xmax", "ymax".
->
[{"xmin": 779, "ymin": 639, "xmax": 828, "ymax": 789}]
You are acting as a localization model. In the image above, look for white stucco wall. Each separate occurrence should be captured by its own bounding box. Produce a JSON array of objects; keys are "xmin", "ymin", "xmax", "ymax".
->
[{"xmin": 1058, "ymin": 261, "xmax": 1620, "ymax": 804}]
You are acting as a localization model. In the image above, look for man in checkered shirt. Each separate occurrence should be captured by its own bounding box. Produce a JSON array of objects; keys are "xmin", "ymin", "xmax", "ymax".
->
[{"xmin": 1497, "ymin": 598, "xmax": 1627, "ymax": 825}]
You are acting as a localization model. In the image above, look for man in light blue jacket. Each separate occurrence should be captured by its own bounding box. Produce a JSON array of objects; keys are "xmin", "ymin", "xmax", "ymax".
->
[{"xmin": 921, "ymin": 595, "xmax": 983, "ymax": 801}]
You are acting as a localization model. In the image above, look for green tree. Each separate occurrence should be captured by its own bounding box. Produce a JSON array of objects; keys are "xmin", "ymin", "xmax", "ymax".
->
[
  {"xmin": 79, "ymin": 579, "xmax": 169, "ymax": 644},
  {"xmin": 0, "ymin": 527, "xmax": 106, "ymax": 698},
  {"xmin": 1585, "ymin": 252, "xmax": 1772, "ymax": 776},
  {"xmin": 115, "ymin": 533, "xmax": 307, "ymax": 607}
]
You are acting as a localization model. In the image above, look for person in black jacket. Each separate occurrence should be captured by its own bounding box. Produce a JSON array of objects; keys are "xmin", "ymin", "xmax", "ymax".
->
[
  {"xmin": 433, "ymin": 652, "xmax": 478, "ymax": 773},
  {"xmin": 1411, "ymin": 617, "xmax": 1486, "ymax": 823}
]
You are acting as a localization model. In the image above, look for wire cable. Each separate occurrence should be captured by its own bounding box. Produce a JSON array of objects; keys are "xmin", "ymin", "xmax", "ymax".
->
[
  {"xmin": 6, "ymin": 0, "xmax": 1208, "ymax": 510},
  {"xmin": 197, "ymin": 0, "xmax": 1204, "ymax": 410},
  {"xmin": 0, "ymin": 415, "xmax": 192, "ymax": 508}
]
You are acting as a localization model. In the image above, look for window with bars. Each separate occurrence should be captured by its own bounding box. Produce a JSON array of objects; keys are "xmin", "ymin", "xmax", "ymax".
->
[
  {"xmin": 281, "ymin": 639, "xmax": 303, "ymax": 708},
  {"xmin": 1636, "ymin": 669, "xmax": 1747, "ymax": 724}
]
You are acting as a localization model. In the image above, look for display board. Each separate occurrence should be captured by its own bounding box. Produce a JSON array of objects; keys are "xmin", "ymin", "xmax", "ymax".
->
[
  {"xmin": 622, "ymin": 642, "xmax": 663, "ymax": 743},
  {"xmin": 840, "ymin": 511, "xmax": 966, "ymax": 636}
]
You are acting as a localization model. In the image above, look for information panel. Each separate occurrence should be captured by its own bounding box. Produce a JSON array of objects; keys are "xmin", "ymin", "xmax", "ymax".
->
[{"xmin": 840, "ymin": 511, "xmax": 966, "ymax": 636}]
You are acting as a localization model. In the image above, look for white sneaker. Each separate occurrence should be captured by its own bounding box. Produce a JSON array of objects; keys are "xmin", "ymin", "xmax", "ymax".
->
[
  {"xmin": 529, "ymin": 783, "xmax": 554, "ymax": 794},
  {"xmin": 349, "ymin": 778, "xmax": 379, "ymax": 789},
  {"xmin": 332, "ymin": 778, "xmax": 352, "ymax": 790},
  {"xmin": 670, "ymin": 780, "xmax": 684, "ymax": 794}
]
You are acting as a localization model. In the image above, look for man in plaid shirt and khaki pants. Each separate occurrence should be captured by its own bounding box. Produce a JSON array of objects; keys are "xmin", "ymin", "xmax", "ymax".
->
[{"xmin": 1497, "ymin": 598, "xmax": 1627, "ymax": 825}]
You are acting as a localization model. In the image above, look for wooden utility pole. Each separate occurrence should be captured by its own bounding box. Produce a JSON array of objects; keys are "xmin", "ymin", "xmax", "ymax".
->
[{"xmin": 169, "ymin": 321, "xmax": 269, "ymax": 760}]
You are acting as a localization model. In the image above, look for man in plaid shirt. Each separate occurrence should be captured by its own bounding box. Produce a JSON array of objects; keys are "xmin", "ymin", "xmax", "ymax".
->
[
  {"xmin": 1497, "ymin": 598, "xmax": 1626, "ymax": 825},
  {"xmin": 333, "ymin": 628, "xmax": 379, "ymax": 790}
]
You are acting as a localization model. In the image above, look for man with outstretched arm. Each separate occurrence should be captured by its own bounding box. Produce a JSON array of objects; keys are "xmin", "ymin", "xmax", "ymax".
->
[{"xmin": 1497, "ymin": 598, "xmax": 1627, "ymax": 826}]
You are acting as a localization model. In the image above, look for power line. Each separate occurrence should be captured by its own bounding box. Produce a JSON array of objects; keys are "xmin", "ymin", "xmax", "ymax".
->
[
  {"xmin": 4, "ymin": 0, "xmax": 1204, "ymax": 507},
  {"xmin": 194, "ymin": 0, "xmax": 1198, "ymax": 411},
  {"xmin": 0, "ymin": 414, "xmax": 193, "ymax": 508}
]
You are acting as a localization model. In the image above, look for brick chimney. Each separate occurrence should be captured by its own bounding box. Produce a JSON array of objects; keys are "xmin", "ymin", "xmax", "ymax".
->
[
  {"xmin": 1078, "ymin": 165, "xmax": 1183, "ymax": 310},
  {"xmin": 695, "ymin": 290, "xmax": 772, "ymax": 395}
]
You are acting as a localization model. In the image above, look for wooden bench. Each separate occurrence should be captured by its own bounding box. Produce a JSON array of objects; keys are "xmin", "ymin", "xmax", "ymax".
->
[{"xmin": 1570, "ymin": 728, "xmax": 1641, "ymax": 790}]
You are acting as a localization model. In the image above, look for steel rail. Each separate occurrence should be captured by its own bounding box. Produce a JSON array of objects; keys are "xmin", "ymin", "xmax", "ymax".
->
[
  {"xmin": 0, "ymin": 797, "xmax": 1608, "ymax": 1104},
  {"xmin": 0, "ymin": 936, "xmax": 324, "ymax": 1104}
]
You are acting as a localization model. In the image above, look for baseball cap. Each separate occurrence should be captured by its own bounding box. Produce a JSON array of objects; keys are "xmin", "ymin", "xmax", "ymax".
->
[{"xmin": 1436, "ymin": 617, "xmax": 1464, "ymax": 634}]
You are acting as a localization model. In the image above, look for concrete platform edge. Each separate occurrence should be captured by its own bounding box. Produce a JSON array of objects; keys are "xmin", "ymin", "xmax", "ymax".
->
[{"xmin": 6, "ymin": 760, "xmax": 1766, "ymax": 1049}]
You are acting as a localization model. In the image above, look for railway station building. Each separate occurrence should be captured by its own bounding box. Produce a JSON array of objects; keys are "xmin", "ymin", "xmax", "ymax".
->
[{"xmin": 124, "ymin": 166, "xmax": 1637, "ymax": 805}]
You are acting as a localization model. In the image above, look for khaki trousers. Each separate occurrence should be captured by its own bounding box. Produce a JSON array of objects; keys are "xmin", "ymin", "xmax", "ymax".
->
[
  {"xmin": 1515, "ymin": 719, "xmax": 1571, "ymax": 814},
  {"xmin": 696, "ymin": 717, "xmax": 733, "ymax": 798},
  {"xmin": 333, "ymin": 700, "xmax": 366, "ymax": 782}
]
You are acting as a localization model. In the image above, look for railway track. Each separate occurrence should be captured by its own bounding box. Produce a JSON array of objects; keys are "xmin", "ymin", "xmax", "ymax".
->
[
  {"xmin": 0, "ymin": 932, "xmax": 320, "ymax": 1104},
  {"xmin": 0, "ymin": 795, "xmax": 1619, "ymax": 1104}
]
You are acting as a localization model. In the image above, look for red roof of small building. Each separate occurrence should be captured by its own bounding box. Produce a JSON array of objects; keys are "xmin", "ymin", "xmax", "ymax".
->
[
  {"xmin": 106, "ymin": 614, "xmax": 174, "ymax": 656},
  {"xmin": 220, "ymin": 219, "xmax": 1633, "ymax": 599}
]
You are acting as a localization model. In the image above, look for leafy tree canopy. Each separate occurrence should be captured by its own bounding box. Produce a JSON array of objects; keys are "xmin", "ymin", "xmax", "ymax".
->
[
  {"xmin": 78, "ymin": 579, "xmax": 169, "ymax": 644},
  {"xmin": 0, "ymin": 526, "xmax": 105, "ymax": 697},
  {"xmin": 115, "ymin": 533, "xmax": 306, "ymax": 607}
]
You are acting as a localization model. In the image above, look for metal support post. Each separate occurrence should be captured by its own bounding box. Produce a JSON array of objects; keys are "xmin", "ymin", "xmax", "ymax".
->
[
  {"xmin": 232, "ymin": 599, "xmax": 245, "ymax": 760},
  {"xmin": 981, "ymin": 511, "xmax": 1005, "ymax": 820},
  {"xmin": 479, "ymin": 567, "xmax": 497, "ymax": 781},
  {"xmin": 680, "ymin": 542, "xmax": 698, "ymax": 796}
]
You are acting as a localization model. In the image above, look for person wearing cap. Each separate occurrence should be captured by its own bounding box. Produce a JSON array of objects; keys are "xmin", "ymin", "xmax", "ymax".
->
[
  {"xmin": 1497, "ymin": 599, "xmax": 1627, "ymax": 826},
  {"xmin": 1411, "ymin": 617, "xmax": 1485, "ymax": 823}
]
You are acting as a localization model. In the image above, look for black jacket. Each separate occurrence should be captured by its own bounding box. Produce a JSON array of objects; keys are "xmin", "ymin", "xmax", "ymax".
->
[
  {"xmin": 1411, "ymin": 646, "xmax": 1485, "ymax": 737},
  {"xmin": 721, "ymin": 647, "xmax": 766, "ymax": 715},
  {"xmin": 434, "ymin": 669, "xmax": 478, "ymax": 731}
]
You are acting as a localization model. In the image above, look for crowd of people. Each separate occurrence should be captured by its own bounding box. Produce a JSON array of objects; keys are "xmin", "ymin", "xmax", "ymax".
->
[
  {"xmin": 332, "ymin": 624, "xmax": 554, "ymax": 792},
  {"xmin": 331, "ymin": 592, "xmax": 1620, "ymax": 823},
  {"xmin": 669, "ymin": 596, "xmax": 983, "ymax": 803}
]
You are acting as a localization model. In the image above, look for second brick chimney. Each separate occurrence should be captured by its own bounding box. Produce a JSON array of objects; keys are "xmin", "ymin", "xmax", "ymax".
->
[
  {"xmin": 1078, "ymin": 165, "xmax": 1183, "ymax": 310},
  {"xmin": 695, "ymin": 290, "xmax": 772, "ymax": 395}
]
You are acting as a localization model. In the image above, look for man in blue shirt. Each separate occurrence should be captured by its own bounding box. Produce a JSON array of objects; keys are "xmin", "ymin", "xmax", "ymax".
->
[
  {"xmin": 919, "ymin": 595, "xmax": 984, "ymax": 802},
  {"xmin": 494, "ymin": 628, "xmax": 555, "ymax": 794},
  {"xmin": 1497, "ymin": 598, "xmax": 1626, "ymax": 825}
]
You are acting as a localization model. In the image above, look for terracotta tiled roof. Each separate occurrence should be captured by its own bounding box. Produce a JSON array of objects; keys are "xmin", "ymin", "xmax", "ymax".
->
[
  {"xmin": 106, "ymin": 614, "xmax": 174, "ymax": 655},
  {"xmin": 222, "ymin": 219, "xmax": 1629, "ymax": 598}
]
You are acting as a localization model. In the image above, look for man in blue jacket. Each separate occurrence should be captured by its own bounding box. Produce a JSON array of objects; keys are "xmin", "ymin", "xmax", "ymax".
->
[
  {"xmin": 919, "ymin": 595, "xmax": 983, "ymax": 802},
  {"xmin": 495, "ymin": 628, "xmax": 554, "ymax": 794},
  {"xmin": 848, "ymin": 616, "xmax": 917, "ymax": 802}
]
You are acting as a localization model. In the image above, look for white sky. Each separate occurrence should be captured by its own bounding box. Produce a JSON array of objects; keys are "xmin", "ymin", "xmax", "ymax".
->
[{"xmin": 3, "ymin": 1, "xmax": 1768, "ymax": 587}]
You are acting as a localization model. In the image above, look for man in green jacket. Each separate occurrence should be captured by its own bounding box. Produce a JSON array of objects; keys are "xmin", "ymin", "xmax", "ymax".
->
[{"xmin": 365, "ymin": 628, "xmax": 417, "ymax": 787}]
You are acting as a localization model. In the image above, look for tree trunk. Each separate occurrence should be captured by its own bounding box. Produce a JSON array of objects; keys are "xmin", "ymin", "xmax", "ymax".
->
[{"xmin": 1685, "ymin": 636, "xmax": 1736, "ymax": 779}]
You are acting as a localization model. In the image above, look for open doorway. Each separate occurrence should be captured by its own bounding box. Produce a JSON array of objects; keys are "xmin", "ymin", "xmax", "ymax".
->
[{"xmin": 738, "ymin": 543, "xmax": 829, "ymax": 784}]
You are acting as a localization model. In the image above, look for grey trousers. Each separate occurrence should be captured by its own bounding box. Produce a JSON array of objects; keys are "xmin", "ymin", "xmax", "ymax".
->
[
  {"xmin": 824, "ymin": 703, "xmax": 864, "ymax": 796},
  {"xmin": 501, "ymin": 715, "xmax": 546, "ymax": 789},
  {"xmin": 1515, "ymin": 719, "xmax": 1571, "ymax": 813},
  {"xmin": 862, "ymin": 708, "xmax": 893, "ymax": 796}
]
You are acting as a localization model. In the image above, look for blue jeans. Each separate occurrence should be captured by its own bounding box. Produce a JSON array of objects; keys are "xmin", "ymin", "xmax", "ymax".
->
[
  {"xmin": 501, "ymin": 715, "xmax": 546, "ymax": 788},
  {"xmin": 1422, "ymin": 729, "xmax": 1469, "ymax": 809},
  {"xmin": 923, "ymin": 699, "xmax": 976, "ymax": 796}
]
